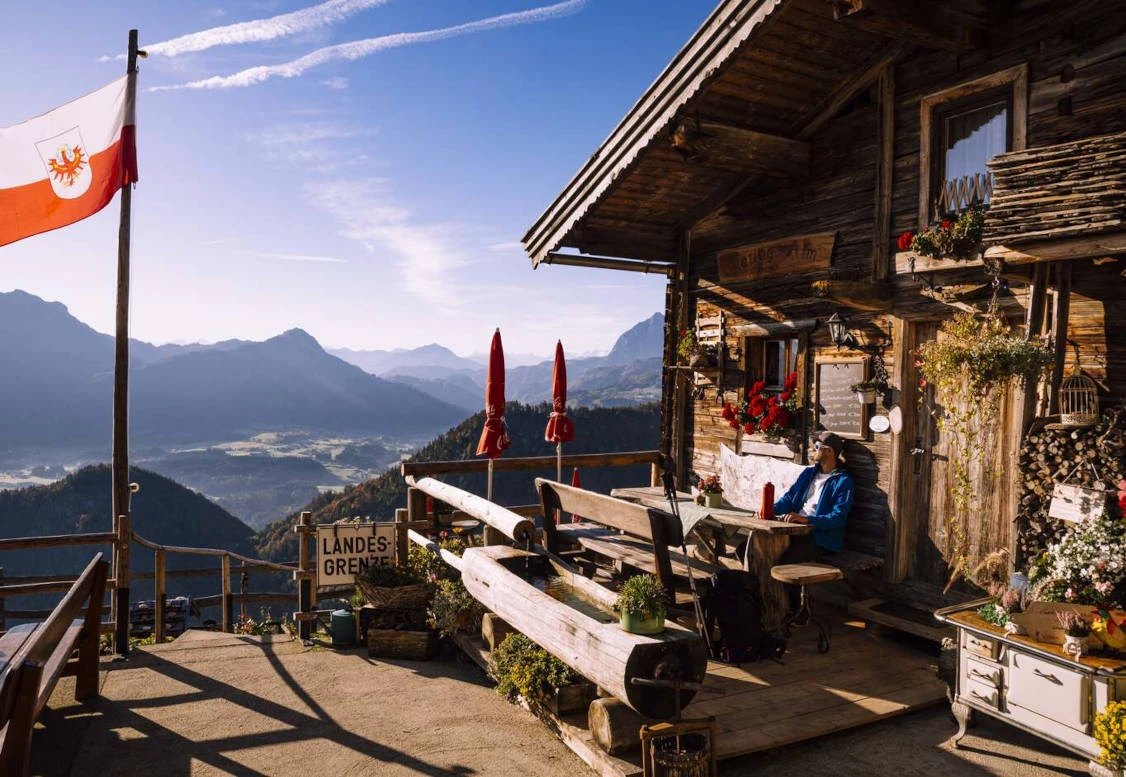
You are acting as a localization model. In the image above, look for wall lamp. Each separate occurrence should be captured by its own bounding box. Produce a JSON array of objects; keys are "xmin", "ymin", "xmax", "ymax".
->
[{"xmin": 826, "ymin": 313, "xmax": 857, "ymax": 349}]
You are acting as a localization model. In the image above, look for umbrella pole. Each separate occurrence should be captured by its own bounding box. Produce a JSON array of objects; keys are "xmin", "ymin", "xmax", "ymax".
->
[
  {"xmin": 557, "ymin": 443, "xmax": 563, "ymax": 482},
  {"xmin": 487, "ymin": 458, "xmax": 494, "ymax": 503}
]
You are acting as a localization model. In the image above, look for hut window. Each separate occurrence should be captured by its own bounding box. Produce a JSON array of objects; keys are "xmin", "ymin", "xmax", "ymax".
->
[
  {"xmin": 748, "ymin": 337, "xmax": 800, "ymax": 393},
  {"xmin": 918, "ymin": 64, "xmax": 1028, "ymax": 226}
]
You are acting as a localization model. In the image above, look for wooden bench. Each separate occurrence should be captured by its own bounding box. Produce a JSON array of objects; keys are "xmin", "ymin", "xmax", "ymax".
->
[
  {"xmin": 538, "ymin": 479, "xmax": 714, "ymax": 601},
  {"xmin": 0, "ymin": 553, "xmax": 108, "ymax": 776}
]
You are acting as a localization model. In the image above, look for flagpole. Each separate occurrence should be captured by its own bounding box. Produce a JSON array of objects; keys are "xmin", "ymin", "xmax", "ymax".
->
[{"xmin": 112, "ymin": 28, "xmax": 139, "ymax": 656}]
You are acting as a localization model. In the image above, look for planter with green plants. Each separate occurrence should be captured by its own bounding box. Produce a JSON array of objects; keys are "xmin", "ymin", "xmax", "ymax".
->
[
  {"xmin": 849, "ymin": 379, "xmax": 882, "ymax": 405},
  {"xmin": 491, "ymin": 633, "xmax": 592, "ymax": 716},
  {"xmin": 1058, "ymin": 610, "xmax": 1093, "ymax": 659},
  {"xmin": 429, "ymin": 578, "xmax": 485, "ymax": 639},
  {"xmin": 355, "ymin": 562, "xmax": 432, "ymax": 610},
  {"xmin": 615, "ymin": 574, "xmax": 669, "ymax": 635}
]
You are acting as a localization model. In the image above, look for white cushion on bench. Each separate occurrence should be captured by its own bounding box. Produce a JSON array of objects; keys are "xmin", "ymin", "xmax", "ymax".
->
[{"xmin": 719, "ymin": 444, "xmax": 806, "ymax": 513}]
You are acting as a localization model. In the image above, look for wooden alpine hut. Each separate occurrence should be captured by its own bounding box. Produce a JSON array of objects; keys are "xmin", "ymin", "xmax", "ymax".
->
[{"xmin": 524, "ymin": 0, "xmax": 1126, "ymax": 628}]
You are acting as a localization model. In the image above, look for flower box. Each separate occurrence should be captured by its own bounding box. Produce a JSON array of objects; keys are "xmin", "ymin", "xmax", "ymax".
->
[
  {"xmin": 546, "ymin": 681, "xmax": 596, "ymax": 716},
  {"xmin": 367, "ymin": 627, "xmax": 438, "ymax": 660}
]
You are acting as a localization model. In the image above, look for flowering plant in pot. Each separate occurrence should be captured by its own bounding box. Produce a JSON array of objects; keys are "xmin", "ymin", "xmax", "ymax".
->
[
  {"xmin": 897, "ymin": 205, "xmax": 985, "ymax": 261},
  {"xmin": 722, "ymin": 371, "xmax": 800, "ymax": 447},
  {"xmin": 1028, "ymin": 512, "xmax": 1126, "ymax": 609},
  {"xmin": 491, "ymin": 633, "xmax": 589, "ymax": 715},
  {"xmin": 1094, "ymin": 701, "xmax": 1126, "ymax": 777},
  {"xmin": 698, "ymin": 474, "xmax": 723, "ymax": 508},
  {"xmin": 1058, "ymin": 609, "xmax": 1092, "ymax": 658},
  {"xmin": 677, "ymin": 328, "xmax": 699, "ymax": 365},
  {"xmin": 614, "ymin": 574, "xmax": 669, "ymax": 635}
]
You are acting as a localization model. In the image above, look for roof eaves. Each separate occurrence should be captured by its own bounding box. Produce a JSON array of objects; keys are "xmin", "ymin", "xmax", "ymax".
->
[{"xmin": 522, "ymin": 0, "xmax": 787, "ymax": 267}]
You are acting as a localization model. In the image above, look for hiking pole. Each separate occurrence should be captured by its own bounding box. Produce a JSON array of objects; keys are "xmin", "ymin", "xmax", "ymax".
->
[{"xmin": 663, "ymin": 462, "xmax": 712, "ymax": 655}]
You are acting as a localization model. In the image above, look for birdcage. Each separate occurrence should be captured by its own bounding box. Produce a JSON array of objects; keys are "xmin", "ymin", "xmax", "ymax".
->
[{"xmin": 1059, "ymin": 368, "xmax": 1099, "ymax": 427}]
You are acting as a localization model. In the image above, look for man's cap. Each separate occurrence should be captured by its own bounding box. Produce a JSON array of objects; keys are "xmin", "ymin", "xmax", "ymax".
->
[{"xmin": 816, "ymin": 431, "xmax": 845, "ymax": 457}]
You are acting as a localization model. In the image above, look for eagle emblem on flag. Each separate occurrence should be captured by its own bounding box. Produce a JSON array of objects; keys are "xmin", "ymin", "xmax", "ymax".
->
[{"xmin": 35, "ymin": 127, "xmax": 92, "ymax": 199}]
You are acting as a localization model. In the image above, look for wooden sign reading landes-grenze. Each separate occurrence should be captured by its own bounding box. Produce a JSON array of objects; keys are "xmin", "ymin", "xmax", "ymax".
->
[{"xmin": 717, "ymin": 232, "xmax": 836, "ymax": 283}]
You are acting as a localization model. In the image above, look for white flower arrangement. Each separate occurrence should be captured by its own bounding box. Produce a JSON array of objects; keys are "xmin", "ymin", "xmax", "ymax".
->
[{"xmin": 1029, "ymin": 512, "xmax": 1126, "ymax": 607}]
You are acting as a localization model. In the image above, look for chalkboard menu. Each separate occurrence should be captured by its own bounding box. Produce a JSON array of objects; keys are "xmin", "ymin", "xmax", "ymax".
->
[{"xmin": 815, "ymin": 359, "xmax": 869, "ymax": 440}]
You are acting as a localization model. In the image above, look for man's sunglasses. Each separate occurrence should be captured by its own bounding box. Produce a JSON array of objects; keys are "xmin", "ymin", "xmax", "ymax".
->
[{"xmin": 813, "ymin": 441, "xmax": 822, "ymax": 450}]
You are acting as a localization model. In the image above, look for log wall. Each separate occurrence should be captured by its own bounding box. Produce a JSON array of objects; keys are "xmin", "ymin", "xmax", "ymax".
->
[{"xmin": 680, "ymin": 2, "xmax": 1126, "ymax": 588}]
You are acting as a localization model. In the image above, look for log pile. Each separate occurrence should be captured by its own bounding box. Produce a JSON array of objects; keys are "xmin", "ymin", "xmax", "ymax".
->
[
  {"xmin": 1015, "ymin": 409, "xmax": 1126, "ymax": 565},
  {"xmin": 984, "ymin": 131, "xmax": 1126, "ymax": 246}
]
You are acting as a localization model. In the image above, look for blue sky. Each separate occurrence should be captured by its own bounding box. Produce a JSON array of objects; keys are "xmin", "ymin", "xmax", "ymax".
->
[{"xmin": 0, "ymin": 1, "xmax": 711, "ymax": 357}]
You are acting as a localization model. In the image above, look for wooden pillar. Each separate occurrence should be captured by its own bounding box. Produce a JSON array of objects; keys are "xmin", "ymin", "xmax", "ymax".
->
[
  {"xmin": 221, "ymin": 554, "xmax": 232, "ymax": 633},
  {"xmin": 113, "ymin": 513, "xmax": 132, "ymax": 654},
  {"xmin": 650, "ymin": 462, "xmax": 661, "ymax": 488},
  {"xmin": 872, "ymin": 65, "xmax": 895, "ymax": 281},
  {"xmin": 886, "ymin": 317, "xmax": 918, "ymax": 583},
  {"xmin": 1048, "ymin": 261, "xmax": 1073, "ymax": 414},
  {"xmin": 395, "ymin": 509, "xmax": 409, "ymax": 566},
  {"xmin": 154, "ymin": 549, "xmax": 165, "ymax": 644},
  {"xmin": 0, "ymin": 566, "xmax": 5, "ymax": 634},
  {"xmin": 798, "ymin": 330, "xmax": 813, "ymax": 465},
  {"xmin": 294, "ymin": 511, "xmax": 315, "ymax": 640},
  {"xmin": 672, "ymin": 230, "xmax": 693, "ymax": 487}
]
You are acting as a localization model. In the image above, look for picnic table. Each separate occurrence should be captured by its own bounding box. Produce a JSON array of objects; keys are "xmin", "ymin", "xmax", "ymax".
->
[{"xmin": 610, "ymin": 486, "xmax": 811, "ymax": 629}]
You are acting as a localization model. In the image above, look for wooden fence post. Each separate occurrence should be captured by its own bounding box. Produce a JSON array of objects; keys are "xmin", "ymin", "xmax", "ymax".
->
[
  {"xmin": 114, "ymin": 513, "xmax": 132, "ymax": 654},
  {"xmin": 650, "ymin": 462, "xmax": 661, "ymax": 488},
  {"xmin": 0, "ymin": 566, "xmax": 5, "ymax": 634},
  {"xmin": 395, "ymin": 509, "xmax": 409, "ymax": 567},
  {"xmin": 295, "ymin": 511, "xmax": 315, "ymax": 640},
  {"xmin": 240, "ymin": 561, "xmax": 248, "ymax": 622},
  {"xmin": 221, "ymin": 553, "xmax": 232, "ymax": 633},
  {"xmin": 154, "ymin": 549, "xmax": 165, "ymax": 644}
]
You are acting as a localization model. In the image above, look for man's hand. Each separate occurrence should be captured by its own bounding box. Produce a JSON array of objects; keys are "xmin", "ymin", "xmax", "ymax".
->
[{"xmin": 782, "ymin": 513, "xmax": 809, "ymax": 525}]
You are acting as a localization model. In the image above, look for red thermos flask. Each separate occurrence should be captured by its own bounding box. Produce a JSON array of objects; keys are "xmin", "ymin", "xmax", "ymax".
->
[{"xmin": 761, "ymin": 482, "xmax": 775, "ymax": 521}]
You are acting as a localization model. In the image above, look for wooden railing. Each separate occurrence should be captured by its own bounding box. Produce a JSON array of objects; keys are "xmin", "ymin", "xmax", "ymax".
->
[{"xmin": 130, "ymin": 532, "xmax": 298, "ymax": 643}]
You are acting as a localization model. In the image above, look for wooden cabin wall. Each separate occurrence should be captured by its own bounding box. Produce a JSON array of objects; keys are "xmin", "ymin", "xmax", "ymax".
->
[{"xmin": 681, "ymin": 1, "xmax": 1126, "ymax": 583}]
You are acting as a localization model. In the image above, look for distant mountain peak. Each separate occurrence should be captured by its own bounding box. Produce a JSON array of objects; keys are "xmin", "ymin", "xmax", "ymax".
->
[{"xmin": 606, "ymin": 312, "xmax": 664, "ymax": 363}]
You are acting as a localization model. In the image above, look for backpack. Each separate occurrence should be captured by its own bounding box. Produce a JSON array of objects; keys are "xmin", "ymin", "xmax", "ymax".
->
[{"xmin": 703, "ymin": 569, "xmax": 786, "ymax": 664}]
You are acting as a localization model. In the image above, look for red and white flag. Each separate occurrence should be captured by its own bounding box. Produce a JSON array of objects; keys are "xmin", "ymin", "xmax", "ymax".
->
[{"xmin": 0, "ymin": 74, "xmax": 137, "ymax": 247}]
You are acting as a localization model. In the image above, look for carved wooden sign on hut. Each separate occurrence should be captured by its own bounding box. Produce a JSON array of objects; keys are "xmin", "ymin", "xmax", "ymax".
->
[{"xmin": 717, "ymin": 233, "xmax": 835, "ymax": 283}]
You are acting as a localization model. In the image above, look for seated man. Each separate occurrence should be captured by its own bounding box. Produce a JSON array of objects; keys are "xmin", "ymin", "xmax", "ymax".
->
[{"xmin": 771, "ymin": 431, "xmax": 855, "ymax": 613}]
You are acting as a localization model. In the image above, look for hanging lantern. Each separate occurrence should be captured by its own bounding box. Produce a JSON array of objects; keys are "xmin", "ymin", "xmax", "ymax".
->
[{"xmin": 1059, "ymin": 369, "xmax": 1099, "ymax": 427}]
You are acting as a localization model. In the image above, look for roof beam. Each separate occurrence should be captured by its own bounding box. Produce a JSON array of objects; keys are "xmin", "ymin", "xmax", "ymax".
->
[
  {"xmin": 826, "ymin": 0, "xmax": 985, "ymax": 54},
  {"xmin": 672, "ymin": 119, "xmax": 810, "ymax": 177},
  {"xmin": 540, "ymin": 252, "xmax": 676, "ymax": 277}
]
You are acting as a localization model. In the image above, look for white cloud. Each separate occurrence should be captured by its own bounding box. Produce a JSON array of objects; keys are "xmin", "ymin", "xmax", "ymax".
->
[
  {"xmin": 150, "ymin": 0, "xmax": 588, "ymax": 91},
  {"xmin": 306, "ymin": 178, "xmax": 469, "ymax": 307},
  {"xmin": 320, "ymin": 76, "xmax": 349, "ymax": 90},
  {"xmin": 240, "ymin": 250, "xmax": 349, "ymax": 264},
  {"xmin": 114, "ymin": 0, "xmax": 390, "ymax": 59},
  {"xmin": 243, "ymin": 121, "xmax": 376, "ymax": 171}
]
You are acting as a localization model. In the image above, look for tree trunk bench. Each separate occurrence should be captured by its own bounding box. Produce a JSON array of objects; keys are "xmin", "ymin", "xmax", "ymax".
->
[{"xmin": 0, "ymin": 553, "xmax": 108, "ymax": 776}]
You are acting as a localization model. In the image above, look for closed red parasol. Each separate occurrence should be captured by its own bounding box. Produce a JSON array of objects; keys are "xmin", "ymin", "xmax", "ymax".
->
[
  {"xmin": 476, "ymin": 329, "xmax": 510, "ymax": 500},
  {"xmin": 545, "ymin": 340, "xmax": 575, "ymax": 481}
]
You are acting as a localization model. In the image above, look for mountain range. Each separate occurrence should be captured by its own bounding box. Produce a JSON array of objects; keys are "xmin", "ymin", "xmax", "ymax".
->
[
  {"xmin": 0, "ymin": 290, "xmax": 466, "ymax": 452},
  {"xmin": 330, "ymin": 312, "xmax": 666, "ymax": 412}
]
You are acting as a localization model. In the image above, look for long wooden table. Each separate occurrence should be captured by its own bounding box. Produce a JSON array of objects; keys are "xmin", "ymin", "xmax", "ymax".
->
[{"xmin": 610, "ymin": 486, "xmax": 811, "ymax": 628}]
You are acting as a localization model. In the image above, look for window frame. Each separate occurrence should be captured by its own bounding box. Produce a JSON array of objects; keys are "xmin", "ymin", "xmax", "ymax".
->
[
  {"xmin": 745, "ymin": 336, "xmax": 801, "ymax": 395},
  {"xmin": 918, "ymin": 64, "xmax": 1028, "ymax": 227}
]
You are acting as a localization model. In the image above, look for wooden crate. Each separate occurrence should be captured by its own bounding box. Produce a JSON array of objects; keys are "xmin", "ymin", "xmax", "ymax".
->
[{"xmin": 367, "ymin": 628, "xmax": 438, "ymax": 660}]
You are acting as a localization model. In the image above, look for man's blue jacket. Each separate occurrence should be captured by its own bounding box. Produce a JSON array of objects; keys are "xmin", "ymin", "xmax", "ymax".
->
[{"xmin": 773, "ymin": 466, "xmax": 855, "ymax": 553}]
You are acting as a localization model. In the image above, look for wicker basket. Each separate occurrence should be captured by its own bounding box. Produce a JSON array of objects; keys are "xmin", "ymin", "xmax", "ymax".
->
[{"xmin": 356, "ymin": 580, "xmax": 433, "ymax": 609}]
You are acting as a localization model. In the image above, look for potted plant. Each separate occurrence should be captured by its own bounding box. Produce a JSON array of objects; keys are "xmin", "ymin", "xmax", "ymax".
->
[
  {"xmin": 722, "ymin": 371, "xmax": 800, "ymax": 450},
  {"xmin": 428, "ymin": 578, "xmax": 485, "ymax": 639},
  {"xmin": 1093, "ymin": 701, "xmax": 1126, "ymax": 777},
  {"xmin": 491, "ymin": 633, "xmax": 591, "ymax": 715},
  {"xmin": 355, "ymin": 562, "xmax": 432, "ymax": 610},
  {"xmin": 1028, "ymin": 512, "xmax": 1126, "ymax": 608},
  {"xmin": 698, "ymin": 474, "xmax": 723, "ymax": 508},
  {"xmin": 1057, "ymin": 610, "xmax": 1092, "ymax": 658},
  {"xmin": 677, "ymin": 328, "xmax": 699, "ymax": 366},
  {"xmin": 897, "ymin": 205, "xmax": 986, "ymax": 262},
  {"xmin": 976, "ymin": 600, "xmax": 1009, "ymax": 629},
  {"xmin": 615, "ymin": 574, "xmax": 669, "ymax": 635},
  {"xmin": 849, "ymin": 380, "xmax": 881, "ymax": 405}
]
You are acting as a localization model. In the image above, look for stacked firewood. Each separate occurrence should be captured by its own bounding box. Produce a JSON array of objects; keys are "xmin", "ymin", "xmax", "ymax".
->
[
  {"xmin": 1015, "ymin": 408, "xmax": 1126, "ymax": 565},
  {"xmin": 985, "ymin": 130, "xmax": 1126, "ymax": 246}
]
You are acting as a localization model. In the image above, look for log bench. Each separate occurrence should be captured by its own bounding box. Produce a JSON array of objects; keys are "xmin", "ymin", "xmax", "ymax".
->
[
  {"xmin": 538, "ymin": 479, "xmax": 700, "ymax": 602},
  {"xmin": 0, "ymin": 553, "xmax": 108, "ymax": 776}
]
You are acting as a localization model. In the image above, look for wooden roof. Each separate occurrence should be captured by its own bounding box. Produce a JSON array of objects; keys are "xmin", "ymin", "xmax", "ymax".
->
[{"xmin": 523, "ymin": 0, "xmax": 986, "ymax": 266}]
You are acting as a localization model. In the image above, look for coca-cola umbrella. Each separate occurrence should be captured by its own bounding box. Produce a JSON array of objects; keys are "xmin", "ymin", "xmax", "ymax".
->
[
  {"xmin": 544, "ymin": 340, "xmax": 575, "ymax": 482},
  {"xmin": 476, "ymin": 328, "xmax": 511, "ymax": 501}
]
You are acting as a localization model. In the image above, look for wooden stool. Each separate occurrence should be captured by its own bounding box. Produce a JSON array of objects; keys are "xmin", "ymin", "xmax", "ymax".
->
[{"xmin": 770, "ymin": 563, "xmax": 842, "ymax": 654}]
